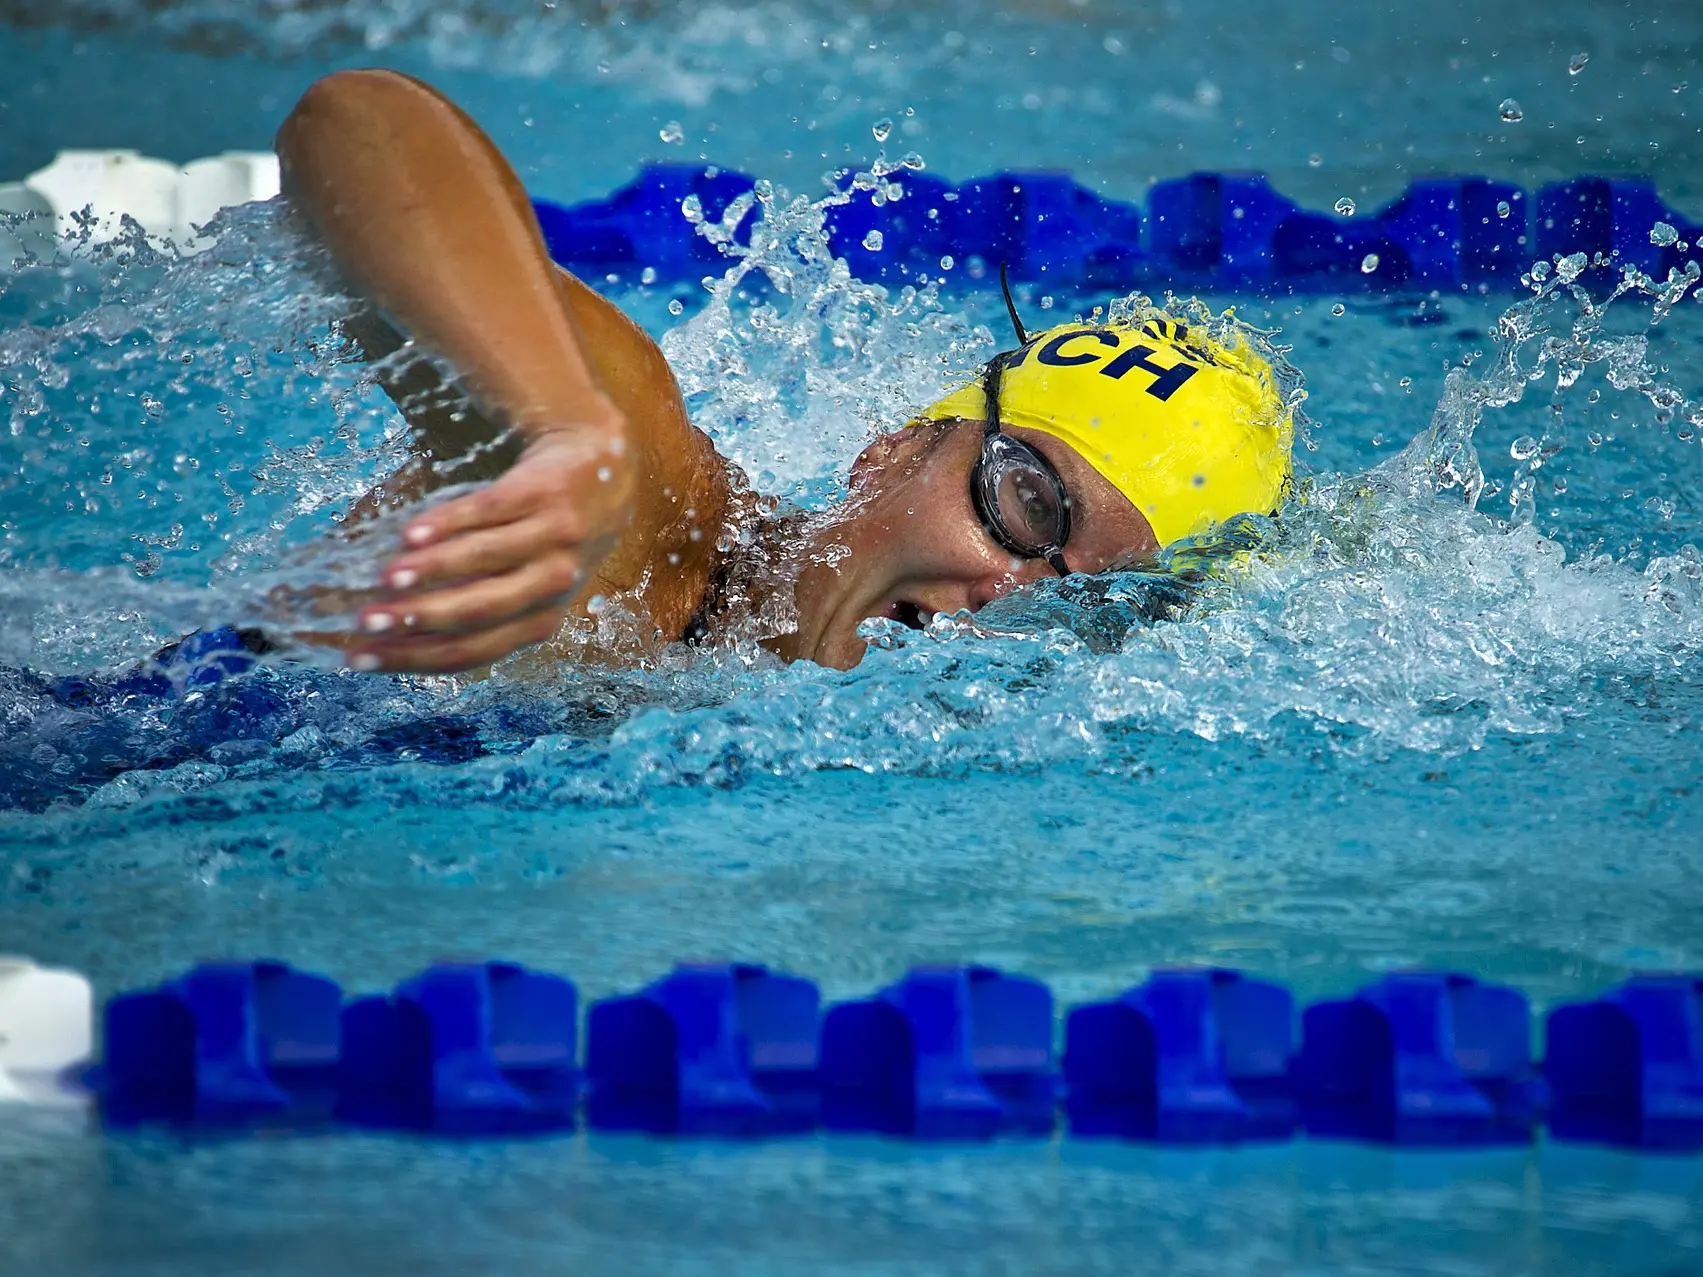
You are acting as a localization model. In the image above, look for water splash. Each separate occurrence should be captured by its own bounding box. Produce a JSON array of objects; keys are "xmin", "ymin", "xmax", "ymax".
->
[
  {"xmin": 658, "ymin": 166, "xmax": 989, "ymax": 496},
  {"xmin": 0, "ymin": 201, "xmax": 481, "ymax": 664},
  {"xmin": 1, "ymin": 163, "xmax": 1701, "ymax": 819}
]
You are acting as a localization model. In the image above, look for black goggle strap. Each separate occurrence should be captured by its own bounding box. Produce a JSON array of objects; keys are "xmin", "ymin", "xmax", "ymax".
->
[
  {"xmin": 999, "ymin": 262, "xmax": 1028, "ymax": 347},
  {"xmin": 981, "ymin": 350, "xmax": 1005, "ymax": 440}
]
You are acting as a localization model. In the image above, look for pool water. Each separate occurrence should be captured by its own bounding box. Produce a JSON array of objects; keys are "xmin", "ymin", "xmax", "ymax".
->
[{"xmin": 3, "ymin": 2, "xmax": 1703, "ymax": 1274}]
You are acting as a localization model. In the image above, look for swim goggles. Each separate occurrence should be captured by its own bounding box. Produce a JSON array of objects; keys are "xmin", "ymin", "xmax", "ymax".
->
[{"xmin": 968, "ymin": 349, "xmax": 1073, "ymax": 577}]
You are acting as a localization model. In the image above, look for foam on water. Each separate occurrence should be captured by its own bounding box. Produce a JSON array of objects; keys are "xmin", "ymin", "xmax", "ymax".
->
[{"xmin": 1, "ymin": 165, "xmax": 1700, "ymax": 824}]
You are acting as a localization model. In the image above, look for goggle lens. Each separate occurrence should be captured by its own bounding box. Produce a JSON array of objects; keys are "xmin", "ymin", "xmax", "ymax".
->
[
  {"xmin": 971, "ymin": 433, "xmax": 1072, "ymax": 570},
  {"xmin": 967, "ymin": 346, "xmax": 1074, "ymax": 577}
]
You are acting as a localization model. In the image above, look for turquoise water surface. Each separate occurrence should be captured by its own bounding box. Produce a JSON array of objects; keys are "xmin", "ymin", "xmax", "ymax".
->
[{"xmin": 3, "ymin": 2, "xmax": 1702, "ymax": 1273}]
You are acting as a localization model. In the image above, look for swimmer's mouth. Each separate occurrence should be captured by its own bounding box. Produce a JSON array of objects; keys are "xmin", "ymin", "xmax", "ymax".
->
[{"xmin": 883, "ymin": 599, "xmax": 931, "ymax": 630}]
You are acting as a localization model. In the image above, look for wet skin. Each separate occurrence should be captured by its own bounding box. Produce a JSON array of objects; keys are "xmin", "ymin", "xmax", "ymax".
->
[
  {"xmin": 278, "ymin": 68, "xmax": 1156, "ymax": 674},
  {"xmin": 781, "ymin": 419, "xmax": 1158, "ymax": 669}
]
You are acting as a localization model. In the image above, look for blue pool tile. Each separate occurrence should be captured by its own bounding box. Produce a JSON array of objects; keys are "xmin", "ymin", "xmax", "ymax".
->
[
  {"xmin": 1000, "ymin": 172, "xmax": 1145, "ymax": 284},
  {"xmin": 819, "ymin": 965, "xmax": 1055, "ymax": 1138},
  {"xmin": 1270, "ymin": 211, "xmax": 1411, "ymax": 289},
  {"xmin": 1534, "ymin": 178, "xmax": 1698, "ymax": 281},
  {"xmin": 525, "ymin": 168, "xmax": 1701, "ymax": 296},
  {"xmin": 825, "ymin": 170, "xmax": 957, "ymax": 282},
  {"xmin": 534, "ymin": 162, "xmax": 758, "ymax": 279},
  {"xmin": 339, "ymin": 961, "xmax": 578, "ymax": 1134},
  {"xmin": 1294, "ymin": 972, "xmax": 1542, "ymax": 1145},
  {"xmin": 1146, "ymin": 172, "xmax": 1300, "ymax": 286},
  {"xmin": 101, "ymin": 960, "xmax": 342, "ymax": 1124},
  {"xmin": 1373, "ymin": 178, "xmax": 1528, "ymax": 289},
  {"xmin": 1064, "ymin": 967, "xmax": 1295, "ymax": 1142},
  {"xmin": 586, "ymin": 962, "xmax": 820, "ymax": 1134},
  {"xmin": 1545, "ymin": 974, "xmax": 1703, "ymax": 1152}
]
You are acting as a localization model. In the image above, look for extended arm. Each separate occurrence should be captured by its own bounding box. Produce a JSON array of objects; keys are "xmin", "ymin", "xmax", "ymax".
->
[{"xmin": 276, "ymin": 69, "xmax": 729, "ymax": 671}]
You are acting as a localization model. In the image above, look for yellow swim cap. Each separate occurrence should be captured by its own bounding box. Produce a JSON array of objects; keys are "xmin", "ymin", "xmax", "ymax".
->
[{"xmin": 921, "ymin": 315, "xmax": 1294, "ymax": 547}]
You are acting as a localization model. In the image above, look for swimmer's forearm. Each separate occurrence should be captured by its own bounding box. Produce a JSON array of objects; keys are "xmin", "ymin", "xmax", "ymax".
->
[{"xmin": 275, "ymin": 69, "xmax": 620, "ymax": 443}]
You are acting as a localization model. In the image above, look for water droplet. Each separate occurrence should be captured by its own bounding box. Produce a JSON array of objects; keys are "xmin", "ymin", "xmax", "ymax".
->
[
  {"xmin": 900, "ymin": 152, "xmax": 926, "ymax": 171},
  {"xmin": 1360, "ymin": 253, "xmax": 1379, "ymax": 274},
  {"xmin": 938, "ymin": 254, "xmax": 955, "ymax": 270},
  {"xmin": 1651, "ymin": 221, "xmax": 1680, "ymax": 247},
  {"xmin": 1587, "ymin": 431, "xmax": 1604, "ymax": 449},
  {"xmin": 680, "ymin": 194, "xmax": 704, "ymax": 223},
  {"xmin": 586, "ymin": 594, "xmax": 607, "ymax": 615},
  {"xmin": 1330, "ymin": 303, "xmax": 1346, "ymax": 316},
  {"xmin": 668, "ymin": 299, "xmax": 685, "ymax": 316},
  {"xmin": 1399, "ymin": 377, "xmax": 1413, "ymax": 389},
  {"xmin": 640, "ymin": 266, "xmax": 657, "ymax": 285},
  {"xmin": 872, "ymin": 117, "xmax": 893, "ymax": 143},
  {"xmin": 1334, "ymin": 197, "xmax": 1356, "ymax": 217},
  {"xmin": 596, "ymin": 466, "xmax": 612, "ymax": 482},
  {"xmin": 1496, "ymin": 200, "xmax": 1512, "ymax": 219},
  {"xmin": 1510, "ymin": 435, "xmax": 1540, "ymax": 462},
  {"xmin": 1103, "ymin": 34, "xmax": 1124, "ymax": 55},
  {"xmin": 1568, "ymin": 51, "xmax": 1589, "ymax": 75},
  {"xmin": 862, "ymin": 229, "xmax": 885, "ymax": 251},
  {"xmin": 1498, "ymin": 97, "xmax": 1524, "ymax": 122},
  {"xmin": 659, "ymin": 121, "xmax": 684, "ymax": 144},
  {"xmin": 1587, "ymin": 389, "xmax": 1601, "ymax": 403},
  {"xmin": 1307, "ymin": 153, "xmax": 1323, "ymax": 168}
]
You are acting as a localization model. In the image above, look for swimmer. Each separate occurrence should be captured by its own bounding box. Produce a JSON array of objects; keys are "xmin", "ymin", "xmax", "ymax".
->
[{"xmin": 276, "ymin": 69, "xmax": 1293, "ymax": 673}]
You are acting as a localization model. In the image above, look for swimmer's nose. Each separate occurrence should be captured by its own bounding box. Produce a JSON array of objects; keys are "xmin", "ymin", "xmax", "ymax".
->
[{"xmin": 968, "ymin": 557, "xmax": 1055, "ymax": 612}]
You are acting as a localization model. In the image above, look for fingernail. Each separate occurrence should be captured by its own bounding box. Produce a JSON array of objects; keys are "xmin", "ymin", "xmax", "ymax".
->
[
  {"xmin": 389, "ymin": 568, "xmax": 418, "ymax": 589},
  {"xmin": 362, "ymin": 612, "xmax": 394, "ymax": 633},
  {"xmin": 350, "ymin": 653, "xmax": 382, "ymax": 672},
  {"xmin": 405, "ymin": 524, "xmax": 435, "ymax": 547}
]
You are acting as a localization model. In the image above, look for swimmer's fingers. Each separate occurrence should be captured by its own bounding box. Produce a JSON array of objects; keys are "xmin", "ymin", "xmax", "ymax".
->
[
  {"xmin": 399, "ymin": 474, "xmax": 539, "ymax": 549},
  {"xmin": 355, "ymin": 552, "xmax": 588, "ymax": 639},
  {"xmin": 399, "ymin": 432, "xmax": 630, "ymax": 551},
  {"xmin": 377, "ymin": 515, "xmax": 559, "ymax": 594},
  {"xmin": 344, "ymin": 603, "xmax": 569, "ymax": 675}
]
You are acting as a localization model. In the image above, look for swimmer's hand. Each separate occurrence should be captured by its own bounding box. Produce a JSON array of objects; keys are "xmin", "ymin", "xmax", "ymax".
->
[{"xmin": 345, "ymin": 412, "xmax": 634, "ymax": 673}]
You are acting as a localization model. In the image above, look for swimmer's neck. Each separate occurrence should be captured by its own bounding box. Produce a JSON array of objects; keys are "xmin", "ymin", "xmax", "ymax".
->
[{"xmin": 695, "ymin": 500, "xmax": 863, "ymax": 666}]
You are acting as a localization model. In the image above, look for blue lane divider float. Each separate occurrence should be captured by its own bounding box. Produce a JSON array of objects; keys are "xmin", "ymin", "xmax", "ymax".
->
[
  {"xmin": 1293, "ymin": 972, "xmax": 1543, "ymax": 1146},
  {"xmin": 100, "ymin": 960, "xmax": 341, "ymax": 1124},
  {"xmin": 531, "ymin": 165, "xmax": 1702, "ymax": 294},
  {"xmin": 1064, "ymin": 967, "xmax": 1294, "ymax": 1142},
  {"xmin": 84, "ymin": 961, "xmax": 1703, "ymax": 1152},
  {"xmin": 819, "ymin": 965, "xmax": 1056, "ymax": 1137},
  {"xmin": 1545, "ymin": 974, "xmax": 1703, "ymax": 1151},
  {"xmin": 586, "ymin": 962, "xmax": 818, "ymax": 1135},
  {"xmin": 340, "ymin": 961, "xmax": 579, "ymax": 1134}
]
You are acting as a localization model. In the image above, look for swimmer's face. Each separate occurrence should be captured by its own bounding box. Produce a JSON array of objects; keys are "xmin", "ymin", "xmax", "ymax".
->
[{"xmin": 782, "ymin": 418, "xmax": 1159, "ymax": 669}]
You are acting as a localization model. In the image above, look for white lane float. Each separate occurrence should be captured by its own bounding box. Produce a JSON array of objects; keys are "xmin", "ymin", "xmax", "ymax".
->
[
  {"xmin": 0, "ymin": 148, "xmax": 281, "ymax": 261},
  {"xmin": 0, "ymin": 957, "xmax": 93, "ymax": 1106}
]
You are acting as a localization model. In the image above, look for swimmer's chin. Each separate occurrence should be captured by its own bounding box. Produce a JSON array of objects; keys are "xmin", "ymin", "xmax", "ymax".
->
[
  {"xmin": 806, "ymin": 629, "xmax": 868, "ymax": 671},
  {"xmin": 809, "ymin": 600, "xmax": 935, "ymax": 670}
]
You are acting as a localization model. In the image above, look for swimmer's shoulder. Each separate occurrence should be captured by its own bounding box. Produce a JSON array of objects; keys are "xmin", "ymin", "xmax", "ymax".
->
[{"xmin": 542, "ymin": 265, "xmax": 746, "ymax": 648}]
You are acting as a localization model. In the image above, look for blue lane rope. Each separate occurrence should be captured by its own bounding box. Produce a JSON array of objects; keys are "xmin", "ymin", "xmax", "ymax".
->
[
  {"xmin": 86, "ymin": 959, "xmax": 1703, "ymax": 1150},
  {"xmin": 530, "ymin": 165, "xmax": 1703, "ymax": 293}
]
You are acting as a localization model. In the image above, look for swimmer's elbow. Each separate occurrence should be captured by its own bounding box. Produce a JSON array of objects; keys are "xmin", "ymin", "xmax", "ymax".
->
[{"xmin": 275, "ymin": 69, "xmax": 441, "ymax": 177}]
